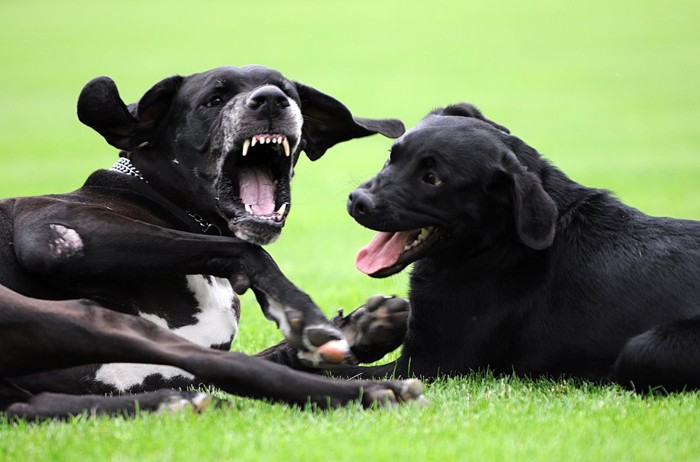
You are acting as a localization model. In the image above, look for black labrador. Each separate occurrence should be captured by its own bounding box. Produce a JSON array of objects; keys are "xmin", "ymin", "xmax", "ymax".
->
[
  {"xmin": 0, "ymin": 65, "xmax": 425, "ymax": 420},
  {"xmin": 342, "ymin": 103, "xmax": 700, "ymax": 392}
]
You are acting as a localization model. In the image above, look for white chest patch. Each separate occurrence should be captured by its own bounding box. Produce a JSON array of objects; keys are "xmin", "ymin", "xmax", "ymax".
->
[{"xmin": 95, "ymin": 275, "xmax": 239, "ymax": 392}]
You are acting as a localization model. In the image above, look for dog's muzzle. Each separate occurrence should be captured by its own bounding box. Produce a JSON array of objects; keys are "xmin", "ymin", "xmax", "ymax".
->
[{"xmin": 213, "ymin": 90, "xmax": 303, "ymax": 245}]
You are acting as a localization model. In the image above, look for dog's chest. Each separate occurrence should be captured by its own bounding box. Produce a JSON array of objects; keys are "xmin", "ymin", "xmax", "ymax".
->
[
  {"xmin": 94, "ymin": 274, "xmax": 240, "ymax": 392},
  {"xmin": 142, "ymin": 275, "xmax": 240, "ymax": 347}
]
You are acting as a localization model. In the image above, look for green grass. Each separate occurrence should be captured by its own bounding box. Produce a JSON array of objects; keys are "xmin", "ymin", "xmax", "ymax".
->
[
  {"xmin": 3, "ymin": 377, "xmax": 699, "ymax": 462},
  {"xmin": 1, "ymin": 0, "xmax": 700, "ymax": 461}
]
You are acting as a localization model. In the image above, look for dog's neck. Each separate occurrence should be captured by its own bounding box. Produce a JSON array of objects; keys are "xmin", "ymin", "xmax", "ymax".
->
[
  {"xmin": 111, "ymin": 157, "xmax": 146, "ymax": 181},
  {"xmin": 110, "ymin": 157, "xmax": 218, "ymax": 235}
]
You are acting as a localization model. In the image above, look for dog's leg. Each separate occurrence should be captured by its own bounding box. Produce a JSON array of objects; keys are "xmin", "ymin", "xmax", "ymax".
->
[
  {"xmin": 256, "ymin": 342, "xmax": 405, "ymax": 380},
  {"xmin": 13, "ymin": 211, "xmax": 350, "ymax": 362},
  {"xmin": 5, "ymin": 390, "xmax": 217, "ymax": 422},
  {"xmin": 1, "ymin": 286, "xmax": 425, "ymax": 418},
  {"xmin": 612, "ymin": 316, "xmax": 700, "ymax": 393}
]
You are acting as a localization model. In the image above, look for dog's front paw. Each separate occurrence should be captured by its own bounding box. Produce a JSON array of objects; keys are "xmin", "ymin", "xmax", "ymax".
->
[
  {"xmin": 294, "ymin": 323, "xmax": 358, "ymax": 367},
  {"xmin": 254, "ymin": 291, "xmax": 357, "ymax": 367},
  {"xmin": 361, "ymin": 378, "xmax": 428, "ymax": 408},
  {"xmin": 332, "ymin": 295, "xmax": 409, "ymax": 364}
]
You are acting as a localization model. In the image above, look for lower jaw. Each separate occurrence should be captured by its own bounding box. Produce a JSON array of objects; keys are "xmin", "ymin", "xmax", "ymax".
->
[
  {"xmin": 230, "ymin": 216, "xmax": 285, "ymax": 245},
  {"xmin": 369, "ymin": 264, "xmax": 409, "ymax": 278}
]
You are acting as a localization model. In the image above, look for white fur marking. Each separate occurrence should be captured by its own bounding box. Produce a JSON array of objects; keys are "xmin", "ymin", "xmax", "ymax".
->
[
  {"xmin": 95, "ymin": 275, "xmax": 238, "ymax": 392},
  {"xmin": 221, "ymin": 93, "xmax": 303, "ymax": 155},
  {"xmin": 266, "ymin": 299, "xmax": 292, "ymax": 338},
  {"xmin": 49, "ymin": 224, "xmax": 83, "ymax": 257},
  {"xmin": 94, "ymin": 364, "xmax": 194, "ymax": 393},
  {"xmin": 180, "ymin": 275, "xmax": 238, "ymax": 346}
]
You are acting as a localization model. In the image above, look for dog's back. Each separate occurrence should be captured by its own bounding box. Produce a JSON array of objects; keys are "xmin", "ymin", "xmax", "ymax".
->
[
  {"xmin": 549, "ymin": 187, "xmax": 700, "ymax": 320},
  {"xmin": 506, "ymin": 185, "xmax": 700, "ymax": 380}
]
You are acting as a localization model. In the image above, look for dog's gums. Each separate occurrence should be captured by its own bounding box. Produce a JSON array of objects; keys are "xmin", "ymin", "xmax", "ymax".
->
[{"xmin": 356, "ymin": 226, "xmax": 442, "ymax": 277}]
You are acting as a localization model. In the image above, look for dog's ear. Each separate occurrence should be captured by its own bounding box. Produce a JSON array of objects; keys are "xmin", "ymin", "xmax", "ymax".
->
[
  {"xmin": 294, "ymin": 82, "xmax": 405, "ymax": 161},
  {"xmin": 78, "ymin": 75, "xmax": 183, "ymax": 150},
  {"xmin": 77, "ymin": 77, "xmax": 137, "ymax": 150},
  {"xmin": 492, "ymin": 151, "xmax": 557, "ymax": 250},
  {"xmin": 435, "ymin": 103, "xmax": 510, "ymax": 134}
]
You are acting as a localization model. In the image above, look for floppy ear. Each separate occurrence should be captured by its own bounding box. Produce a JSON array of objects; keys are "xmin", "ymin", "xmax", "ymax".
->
[
  {"xmin": 494, "ymin": 151, "xmax": 557, "ymax": 250},
  {"xmin": 436, "ymin": 103, "xmax": 510, "ymax": 134},
  {"xmin": 294, "ymin": 82, "xmax": 405, "ymax": 161},
  {"xmin": 77, "ymin": 75, "xmax": 183, "ymax": 151}
]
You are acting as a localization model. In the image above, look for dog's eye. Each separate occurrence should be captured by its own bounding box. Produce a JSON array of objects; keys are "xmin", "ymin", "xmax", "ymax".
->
[
  {"xmin": 422, "ymin": 172, "xmax": 442, "ymax": 186},
  {"xmin": 204, "ymin": 97, "xmax": 223, "ymax": 108}
]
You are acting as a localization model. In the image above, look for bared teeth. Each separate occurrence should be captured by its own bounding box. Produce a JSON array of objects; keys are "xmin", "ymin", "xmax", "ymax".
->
[
  {"xmin": 402, "ymin": 226, "xmax": 436, "ymax": 252},
  {"xmin": 241, "ymin": 134, "xmax": 290, "ymax": 156},
  {"xmin": 242, "ymin": 202, "xmax": 288, "ymax": 222},
  {"xmin": 276, "ymin": 202, "xmax": 287, "ymax": 217}
]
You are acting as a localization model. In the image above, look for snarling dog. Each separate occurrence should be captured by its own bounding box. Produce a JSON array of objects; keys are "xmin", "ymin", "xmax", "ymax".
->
[
  {"xmin": 340, "ymin": 103, "xmax": 700, "ymax": 392},
  {"xmin": 0, "ymin": 65, "xmax": 426, "ymax": 420}
]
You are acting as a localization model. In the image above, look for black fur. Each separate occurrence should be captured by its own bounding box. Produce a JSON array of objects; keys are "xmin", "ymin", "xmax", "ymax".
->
[
  {"xmin": 0, "ymin": 66, "xmax": 426, "ymax": 420},
  {"xmin": 343, "ymin": 103, "xmax": 700, "ymax": 392}
]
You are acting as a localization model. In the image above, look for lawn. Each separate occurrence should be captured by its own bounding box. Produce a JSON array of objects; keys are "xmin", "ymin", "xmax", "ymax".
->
[{"xmin": 1, "ymin": 0, "xmax": 699, "ymax": 461}]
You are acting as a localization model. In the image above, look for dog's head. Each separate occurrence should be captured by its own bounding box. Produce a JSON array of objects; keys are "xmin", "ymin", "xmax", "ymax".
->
[
  {"xmin": 348, "ymin": 103, "xmax": 557, "ymax": 277},
  {"xmin": 78, "ymin": 65, "xmax": 404, "ymax": 245}
]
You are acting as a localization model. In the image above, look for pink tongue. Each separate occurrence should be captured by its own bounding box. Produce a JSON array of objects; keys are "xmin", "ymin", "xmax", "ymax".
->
[
  {"xmin": 356, "ymin": 231, "xmax": 415, "ymax": 275},
  {"xmin": 239, "ymin": 168, "xmax": 276, "ymax": 215}
]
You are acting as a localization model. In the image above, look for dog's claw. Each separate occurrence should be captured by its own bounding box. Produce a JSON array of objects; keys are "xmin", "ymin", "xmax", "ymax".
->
[{"xmin": 332, "ymin": 295, "xmax": 410, "ymax": 363}]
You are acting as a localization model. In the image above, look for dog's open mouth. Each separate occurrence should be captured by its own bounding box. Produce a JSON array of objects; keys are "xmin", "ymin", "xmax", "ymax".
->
[
  {"xmin": 219, "ymin": 132, "xmax": 295, "ymax": 244},
  {"xmin": 356, "ymin": 226, "xmax": 443, "ymax": 277},
  {"xmin": 238, "ymin": 134, "xmax": 290, "ymax": 222}
]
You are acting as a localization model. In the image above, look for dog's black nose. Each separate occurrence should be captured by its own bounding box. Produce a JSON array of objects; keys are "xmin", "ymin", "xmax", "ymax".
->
[
  {"xmin": 348, "ymin": 190, "xmax": 375, "ymax": 218},
  {"xmin": 246, "ymin": 85, "xmax": 290, "ymax": 117}
]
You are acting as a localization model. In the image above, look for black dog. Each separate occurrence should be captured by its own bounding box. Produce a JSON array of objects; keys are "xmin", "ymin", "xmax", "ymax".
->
[
  {"xmin": 342, "ymin": 103, "xmax": 700, "ymax": 392},
  {"xmin": 0, "ymin": 65, "xmax": 425, "ymax": 420}
]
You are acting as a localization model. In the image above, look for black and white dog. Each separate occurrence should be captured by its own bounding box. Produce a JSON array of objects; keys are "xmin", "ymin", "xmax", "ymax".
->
[
  {"xmin": 341, "ymin": 103, "xmax": 700, "ymax": 392},
  {"xmin": 0, "ymin": 65, "xmax": 425, "ymax": 420}
]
